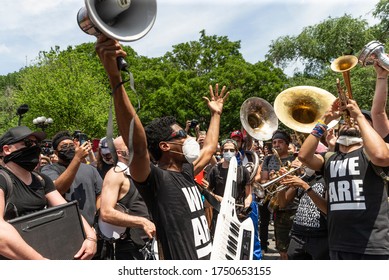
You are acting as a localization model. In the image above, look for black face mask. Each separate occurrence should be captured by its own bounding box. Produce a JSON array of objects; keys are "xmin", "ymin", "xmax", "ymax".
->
[
  {"xmin": 4, "ymin": 145, "xmax": 41, "ymax": 172},
  {"xmin": 57, "ymin": 147, "xmax": 76, "ymax": 163}
]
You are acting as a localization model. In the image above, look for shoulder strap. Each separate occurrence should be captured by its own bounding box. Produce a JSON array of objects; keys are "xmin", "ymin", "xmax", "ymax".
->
[
  {"xmin": 32, "ymin": 171, "xmax": 46, "ymax": 187},
  {"xmin": 0, "ymin": 169, "xmax": 13, "ymax": 201},
  {"xmin": 362, "ymin": 148, "xmax": 389, "ymax": 182},
  {"xmin": 324, "ymin": 151, "xmax": 335, "ymax": 165}
]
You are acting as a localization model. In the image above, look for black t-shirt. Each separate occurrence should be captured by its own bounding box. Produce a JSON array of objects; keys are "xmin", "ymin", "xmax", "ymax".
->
[
  {"xmin": 133, "ymin": 163, "xmax": 212, "ymax": 260},
  {"xmin": 323, "ymin": 148, "xmax": 389, "ymax": 255},
  {"xmin": 0, "ymin": 167, "xmax": 56, "ymax": 220},
  {"xmin": 207, "ymin": 163, "xmax": 250, "ymax": 204}
]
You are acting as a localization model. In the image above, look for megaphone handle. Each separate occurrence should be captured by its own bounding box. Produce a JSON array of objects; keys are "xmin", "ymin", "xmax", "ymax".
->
[{"xmin": 117, "ymin": 56, "xmax": 128, "ymax": 71}]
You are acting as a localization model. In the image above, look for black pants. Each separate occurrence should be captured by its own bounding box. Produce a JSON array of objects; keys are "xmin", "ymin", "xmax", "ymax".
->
[
  {"xmin": 259, "ymin": 201, "xmax": 271, "ymax": 251},
  {"xmin": 115, "ymin": 239, "xmax": 145, "ymax": 260},
  {"xmin": 330, "ymin": 250, "xmax": 389, "ymax": 260},
  {"xmin": 287, "ymin": 233, "xmax": 329, "ymax": 260},
  {"xmin": 93, "ymin": 238, "xmax": 144, "ymax": 260}
]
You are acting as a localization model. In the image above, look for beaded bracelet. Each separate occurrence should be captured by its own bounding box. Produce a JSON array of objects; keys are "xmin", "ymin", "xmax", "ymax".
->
[
  {"xmin": 378, "ymin": 77, "xmax": 387, "ymax": 80},
  {"xmin": 311, "ymin": 122, "xmax": 328, "ymax": 138}
]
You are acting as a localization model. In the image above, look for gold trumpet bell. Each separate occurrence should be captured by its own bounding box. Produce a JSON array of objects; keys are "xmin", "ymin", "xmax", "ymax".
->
[
  {"xmin": 274, "ymin": 86, "xmax": 337, "ymax": 134},
  {"xmin": 240, "ymin": 97, "xmax": 278, "ymax": 140},
  {"xmin": 330, "ymin": 55, "xmax": 358, "ymax": 73}
]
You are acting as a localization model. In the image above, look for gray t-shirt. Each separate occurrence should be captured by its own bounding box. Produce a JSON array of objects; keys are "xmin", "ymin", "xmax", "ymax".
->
[{"xmin": 41, "ymin": 162, "xmax": 102, "ymax": 226}]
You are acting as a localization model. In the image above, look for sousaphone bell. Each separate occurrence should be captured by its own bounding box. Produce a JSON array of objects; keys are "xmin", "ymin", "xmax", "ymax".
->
[
  {"xmin": 274, "ymin": 86, "xmax": 338, "ymax": 134},
  {"xmin": 240, "ymin": 97, "xmax": 278, "ymax": 141}
]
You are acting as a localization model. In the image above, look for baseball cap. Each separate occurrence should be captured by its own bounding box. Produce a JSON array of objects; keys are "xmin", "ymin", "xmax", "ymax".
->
[
  {"xmin": 361, "ymin": 109, "xmax": 372, "ymax": 123},
  {"xmin": 230, "ymin": 130, "xmax": 243, "ymax": 140},
  {"xmin": 0, "ymin": 126, "xmax": 46, "ymax": 151},
  {"xmin": 99, "ymin": 137, "xmax": 111, "ymax": 155}
]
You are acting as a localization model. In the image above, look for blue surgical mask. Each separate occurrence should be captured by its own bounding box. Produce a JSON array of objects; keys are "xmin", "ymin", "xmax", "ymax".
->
[{"xmin": 222, "ymin": 151, "xmax": 235, "ymax": 162}]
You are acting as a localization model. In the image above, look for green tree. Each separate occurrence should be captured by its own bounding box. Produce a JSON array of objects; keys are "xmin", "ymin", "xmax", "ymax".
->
[
  {"xmin": 266, "ymin": 14, "xmax": 373, "ymax": 76},
  {"xmin": 14, "ymin": 43, "xmax": 112, "ymax": 139}
]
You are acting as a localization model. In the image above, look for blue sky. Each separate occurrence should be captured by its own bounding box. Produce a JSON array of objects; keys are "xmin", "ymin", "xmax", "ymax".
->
[{"xmin": 0, "ymin": 0, "xmax": 379, "ymax": 76}]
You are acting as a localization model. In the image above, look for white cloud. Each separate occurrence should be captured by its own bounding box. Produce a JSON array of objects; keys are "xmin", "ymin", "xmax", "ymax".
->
[{"xmin": 0, "ymin": 44, "xmax": 10, "ymax": 54}]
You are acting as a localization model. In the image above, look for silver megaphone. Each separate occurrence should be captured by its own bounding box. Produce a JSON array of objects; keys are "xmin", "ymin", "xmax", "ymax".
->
[{"xmin": 358, "ymin": 40, "xmax": 389, "ymax": 71}]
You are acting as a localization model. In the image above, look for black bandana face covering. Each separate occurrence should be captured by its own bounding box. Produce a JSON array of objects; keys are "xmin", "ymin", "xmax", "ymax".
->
[
  {"xmin": 57, "ymin": 147, "xmax": 76, "ymax": 163},
  {"xmin": 4, "ymin": 145, "xmax": 41, "ymax": 172}
]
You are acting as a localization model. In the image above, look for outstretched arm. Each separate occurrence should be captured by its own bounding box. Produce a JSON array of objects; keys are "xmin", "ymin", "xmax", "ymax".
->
[
  {"xmin": 193, "ymin": 84, "xmax": 229, "ymax": 175},
  {"xmin": 345, "ymin": 99, "xmax": 389, "ymax": 167},
  {"xmin": 299, "ymin": 99, "xmax": 341, "ymax": 171},
  {"xmin": 371, "ymin": 62, "xmax": 389, "ymax": 137},
  {"xmin": 95, "ymin": 36, "xmax": 150, "ymax": 183}
]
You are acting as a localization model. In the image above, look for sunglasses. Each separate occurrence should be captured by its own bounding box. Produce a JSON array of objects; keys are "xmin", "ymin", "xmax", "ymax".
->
[
  {"xmin": 23, "ymin": 138, "xmax": 39, "ymax": 148},
  {"xmin": 58, "ymin": 143, "xmax": 75, "ymax": 150},
  {"xmin": 166, "ymin": 129, "xmax": 187, "ymax": 141},
  {"xmin": 223, "ymin": 149, "xmax": 236, "ymax": 153}
]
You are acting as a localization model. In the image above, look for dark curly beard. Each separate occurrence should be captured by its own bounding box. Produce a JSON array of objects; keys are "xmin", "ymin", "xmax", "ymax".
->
[{"xmin": 339, "ymin": 127, "xmax": 361, "ymax": 138}]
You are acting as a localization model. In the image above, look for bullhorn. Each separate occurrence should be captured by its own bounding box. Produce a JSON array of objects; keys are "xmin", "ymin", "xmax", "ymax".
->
[
  {"xmin": 274, "ymin": 86, "xmax": 338, "ymax": 134},
  {"xmin": 358, "ymin": 40, "xmax": 389, "ymax": 71},
  {"xmin": 77, "ymin": 0, "xmax": 157, "ymax": 70},
  {"xmin": 240, "ymin": 97, "xmax": 278, "ymax": 141}
]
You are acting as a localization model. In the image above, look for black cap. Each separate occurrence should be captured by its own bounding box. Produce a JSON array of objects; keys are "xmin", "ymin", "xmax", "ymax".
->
[
  {"xmin": 361, "ymin": 109, "xmax": 372, "ymax": 123},
  {"xmin": 0, "ymin": 126, "xmax": 46, "ymax": 151}
]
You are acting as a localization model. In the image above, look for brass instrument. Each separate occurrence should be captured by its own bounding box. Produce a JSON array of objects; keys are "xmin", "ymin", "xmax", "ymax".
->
[
  {"xmin": 254, "ymin": 165, "xmax": 305, "ymax": 210},
  {"xmin": 330, "ymin": 55, "xmax": 358, "ymax": 100},
  {"xmin": 274, "ymin": 85, "xmax": 339, "ymax": 134},
  {"xmin": 240, "ymin": 97, "xmax": 278, "ymax": 141},
  {"xmin": 331, "ymin": 55, "xmax": 358, "ymax": 126},
  {"xmin": 240, "ymin": 97, "xmax": 278, "ymax": 184},
  {"xmin": 253, "ymin": 147, "xmax": 305, "ymax": 210},
  {"xmin": 336, "ymin": 78, "xmax": 352, "ymax": 126}
]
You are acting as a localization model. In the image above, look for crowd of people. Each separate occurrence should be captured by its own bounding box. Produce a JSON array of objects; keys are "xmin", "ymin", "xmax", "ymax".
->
[{"xmin": 0, "ymin": 36, "xmax": 388, "ymax": 260}]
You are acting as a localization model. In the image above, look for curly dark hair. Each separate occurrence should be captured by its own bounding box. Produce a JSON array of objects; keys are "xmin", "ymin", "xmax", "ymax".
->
[
  {"xmin": 52, "ymin": 130, "xmax": 72, "ymax": 151},
  {"xmin": 145, "ymin": 116, "xmax": 177, "ymax": 161}
]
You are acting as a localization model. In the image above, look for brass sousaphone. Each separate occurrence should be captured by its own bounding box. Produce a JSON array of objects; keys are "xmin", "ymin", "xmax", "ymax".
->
[
  {"xmin": 274, "ymin": 86, "xmax": 339, "ymax": 134},
  {"xmin": 240, "ymin": 97, "xmax": 278, "ymax": 184},
  {"xmin": 240, "ymin": 97, "xmax": 278, "ymax": 141}
]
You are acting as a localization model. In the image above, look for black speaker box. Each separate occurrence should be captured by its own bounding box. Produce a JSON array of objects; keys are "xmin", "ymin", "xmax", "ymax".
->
[{"xmin": 8, "ymin": 201, "xmax": 85, "ymax": 260}]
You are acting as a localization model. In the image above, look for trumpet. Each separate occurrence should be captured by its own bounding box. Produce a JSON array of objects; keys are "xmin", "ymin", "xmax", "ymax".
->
[
  {"xmin": 331, "ymin": 55, "xmax": 358, "ymax": 100},
  {"xmin": 336, "ymin": 78, "xmax": 352, "ymax": 126},
  {"xmin": 331, "ymin": 55, "xmax": 358, "ymax": 126},
  {"xmin": 253, "ymin": 163, "xmax": 306, "ymax": 210},
  {"xmin": 257, "ymin": 166, "xmax": 306, "ymax": 193}
]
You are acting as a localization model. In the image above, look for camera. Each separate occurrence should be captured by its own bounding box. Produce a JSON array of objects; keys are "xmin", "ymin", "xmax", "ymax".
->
[
  {"xmin": 78, "ymin": 133, "xmax": 88, "ymax": 145},
  {"xmin": 190, "ymin": 119, "xmax": 198, "ymax": 128},
  {"xmin": 40, "ymin": 140, "xmax": 54, "ymax": 156},
  {"xmin": 73, "ymin": 131, "xmax": 88, "ymax": 145}
]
